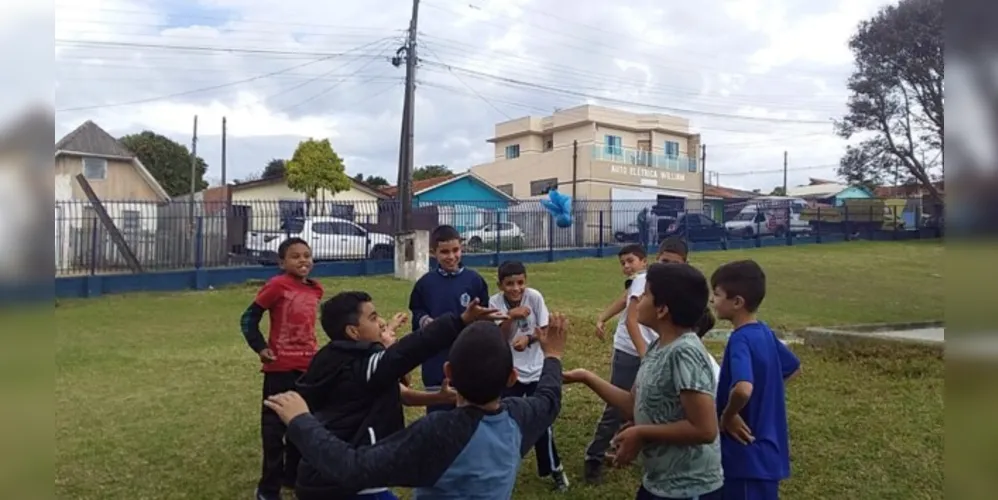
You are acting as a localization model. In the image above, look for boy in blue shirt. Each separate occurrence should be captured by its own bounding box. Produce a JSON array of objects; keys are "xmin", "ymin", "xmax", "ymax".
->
[
  {"xmin": 409, "ymin": 225, "xmax": 490, "ymax": 413},
  {"xmin": 710, "ymin": 260, "xmax": 802, "ymax": 500}
]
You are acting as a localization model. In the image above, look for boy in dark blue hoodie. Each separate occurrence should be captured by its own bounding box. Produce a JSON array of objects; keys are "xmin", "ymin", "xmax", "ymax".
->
[
  {"xmin": 293, "ymin": 291, "xmax": 504, "ymax": 500},
  {"xmin": 408, "ymin": 225, "xmax": 490, "ymax": 413}
]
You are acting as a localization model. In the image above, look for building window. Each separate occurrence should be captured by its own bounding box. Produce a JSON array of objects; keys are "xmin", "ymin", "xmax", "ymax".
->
[
  {"xmin": 83, "ymin": 157, "xmax": 107, "ymax": 180},
  {"xmin": 664, "ymin": 141, "xmax": 680, "ymax": 158},
  {"xmin": 544, "ymin": 139, "xmax": 553, "ymax": 151},
  {"xmin": 604, "ymin": 135, "xmax": 622, "ymax": 156},
  {"xmin": 530, "ymin": 178, "xmax": 558, "ymax": 196},
  {"xmin": 497, "ymin": 184, "xmax": 514, "ymax": 196},
  {"xmin": 121, "ymin": 210, "xmax": 141, "ymax": 233},
  {"xmin": 505, "ymin": 144, "xmax": 520, "ymax": 159}
]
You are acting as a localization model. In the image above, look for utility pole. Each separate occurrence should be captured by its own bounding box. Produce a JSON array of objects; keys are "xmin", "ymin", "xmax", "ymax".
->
[
  {"xmin": 782, "ymin": 150, "xmax": 788, "ymax": 196},
  {"xmin": 221, "ymin": 117, "xmax": 227, "ymax": 186},
  {"xmin": 395, "ymin": 0, "xmax": 421, "ymax": 233},
  {"xmin": 700, "ymin": 144, "xmax": 707, "ymax": 213},
  {"xmin": 189, "ymin": 115, "xmax": 199, "ymax": 265}
]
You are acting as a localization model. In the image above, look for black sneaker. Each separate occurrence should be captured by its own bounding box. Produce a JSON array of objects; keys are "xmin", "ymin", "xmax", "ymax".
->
[
  {"xmin": 551, "ymin": 468, "xmax": 570, "ymax": 491},
  {"xmin": 255, "ymin": 488, "xmax": 281, "ymax": 500},
  {"xmin": 583, "ymin": 459, "xmax": 603, "ymax": 485}
]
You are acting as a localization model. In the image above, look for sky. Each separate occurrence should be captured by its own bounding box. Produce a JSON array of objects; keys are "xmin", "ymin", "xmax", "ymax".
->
[{"xmin": 46, "ymin": 0, "xmax": 900, "ymax": 193}]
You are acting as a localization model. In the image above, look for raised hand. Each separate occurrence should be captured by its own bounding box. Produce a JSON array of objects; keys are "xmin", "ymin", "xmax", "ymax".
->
[
  {"xmin": 460, "ymin": 298, "xmax": 507, "ymax": 324},
  {"xmin": 387, "ymin": 312, "xmax": 408, "ymax": 333},
  {"xmin": 538, "ymin": 313, "xmax": 568, "ymax": 358},
  {"xmin": 562, "ymin": 368, "xmax": 591, "ymax": 384}
]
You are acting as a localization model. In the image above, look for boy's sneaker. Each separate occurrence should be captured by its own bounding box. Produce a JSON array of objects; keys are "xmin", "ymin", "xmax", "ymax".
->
[
  {"xmin": 254, "ymin": 488, "xmax": 281, "ymax": 500},
  {"xmin": 551, "ymin": 468, "xmax": 570, "ymax": 491},
  {"xmin": 583, "ymin": 459, "xmax": 603, "ymax": 485}
]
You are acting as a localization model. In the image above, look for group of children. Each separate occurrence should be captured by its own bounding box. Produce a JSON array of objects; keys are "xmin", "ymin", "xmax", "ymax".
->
[{"xmin": 239, "ymin": 224, "xmax": 801, "ymax": 500}]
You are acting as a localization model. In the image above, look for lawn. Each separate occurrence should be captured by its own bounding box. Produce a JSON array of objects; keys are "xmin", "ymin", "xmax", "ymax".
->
[{"xmin": 55, "ymin": 241, "xmax": 944, "ymax": 500}]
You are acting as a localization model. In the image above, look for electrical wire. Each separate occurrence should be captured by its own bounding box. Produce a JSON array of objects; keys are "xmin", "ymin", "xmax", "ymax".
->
[{"xmin": 418, "ymin": 43, "xmax": 513, "ymax": 120}]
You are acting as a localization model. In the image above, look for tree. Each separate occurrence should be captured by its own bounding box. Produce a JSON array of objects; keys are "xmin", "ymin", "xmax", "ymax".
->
[
  {"xmin": 285, "ymin": 138, "xmax": 351, "ymax": 211},
  {"xmin": 119, "ymin": 131, "xmax": 208, "ymax": 197},
  {"xmin": 353, "ymin": 172, "xmax": 389, "ymax": 187},
  {"xmin": 769, "ymin": 186, "xmax": 786, "ymax": 196},
  {"xmin": 413, "ymin": 164, "xmax": 453, "ymax": 181},
  {"xmin": 263, "ymin": 158, "xmax": 286, "ymax": 179},
  {"xmin": 836, "ymin": 0, "xmax": 943, "ymax": 202}
]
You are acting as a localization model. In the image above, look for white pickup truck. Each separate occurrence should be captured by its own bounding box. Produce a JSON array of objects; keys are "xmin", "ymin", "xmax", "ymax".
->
[{"xmin": 245, "ymin": 216, "xmax": 394, "ymax": 263}]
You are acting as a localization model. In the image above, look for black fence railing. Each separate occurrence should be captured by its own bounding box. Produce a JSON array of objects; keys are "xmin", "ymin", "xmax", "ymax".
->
[{"xmin": 54, "ymin": 198, "xmax": 944, "ymax": 276}]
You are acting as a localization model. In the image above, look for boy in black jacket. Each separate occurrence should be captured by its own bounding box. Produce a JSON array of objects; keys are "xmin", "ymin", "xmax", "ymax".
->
[{"xmin": 293, "ymin": 291, "xmax": 504, "ymax": 500}]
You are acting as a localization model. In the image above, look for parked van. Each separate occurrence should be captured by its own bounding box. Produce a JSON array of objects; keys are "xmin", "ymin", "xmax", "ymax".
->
[{"xmin": 724, "ymin": 197, "xmax": 810, "ymax": 238}]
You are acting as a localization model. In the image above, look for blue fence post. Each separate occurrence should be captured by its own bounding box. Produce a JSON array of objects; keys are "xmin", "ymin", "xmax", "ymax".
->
[
  {"xmin": 547, "ymin": 213, "xmax": 555, "ymax": 262},
  {"xmin": 597, "ymin": 210, "xmax": 605, "ymax": 258},
  {"xmin": 785, "ymin": 204, "xmax": 793, "ymax": 246},
  {"xmin": 193, "ymin": 216, "xmax": 208, "ymax": 290},
  {"xmin": 494, "ymin": 209, "xmax": 501, "ymax": 267}
]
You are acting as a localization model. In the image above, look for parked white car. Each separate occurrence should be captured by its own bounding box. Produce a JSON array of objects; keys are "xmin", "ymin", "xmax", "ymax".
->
[
  {"xmin": 724, "ymin": 199, "xmax": 811, "ymax": 238},
  {"xmin": 245, "ymin": 216, "xmax": 394, "ymax": 262},
  {"xmin": 463, "ymin": 222, "xmax": 523, "ymax": 248}
]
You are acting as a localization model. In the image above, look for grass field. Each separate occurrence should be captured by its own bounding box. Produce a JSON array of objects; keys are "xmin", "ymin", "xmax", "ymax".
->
[{"xmin": 55, "ymin": 241, "xmax": 945, "ymax": 500}]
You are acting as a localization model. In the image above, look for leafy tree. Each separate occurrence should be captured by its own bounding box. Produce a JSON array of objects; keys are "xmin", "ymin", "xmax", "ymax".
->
[
  {"xmin": 768, "ymin": 186, "xmax": 786, "ymax": 196},
  {"xmin": 413, "ymin": 164, "xmax": 453, "ymax": 181},
  {"xmin": 119, "ymin": 131, "xmax": 208, "ymax": 197},
  {"xmin": 836, "ymin": 0, "xmax": 943, "ymax": 202},
  {"xmin": 285, "ymin": 138, "xmax": 351, "ymax": 211},
  {"xmin": 353, "ymin": 172, "xmax": 389, "ymax": 187},
  {"xmin": 263, "ymin": 158, "xmax": 286, "ymax": 179}
]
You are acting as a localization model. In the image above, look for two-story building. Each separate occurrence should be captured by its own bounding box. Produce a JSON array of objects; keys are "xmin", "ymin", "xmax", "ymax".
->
[{"xmin": 470, "ymin": 104, "xmax": 703, "ymax": 205}]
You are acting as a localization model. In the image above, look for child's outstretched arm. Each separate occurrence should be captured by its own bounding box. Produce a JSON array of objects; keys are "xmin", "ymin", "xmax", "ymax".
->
[
  {"xmin": 400, "ymin": 381, "xmax": 456, "ymax": 407},
  {"xmin": 595, "ymin": 290, "xmax": 627, "ymax": 339},
  {"xmin": 564, "ymin": 369, "xmax": 636, "ymax": 421}
]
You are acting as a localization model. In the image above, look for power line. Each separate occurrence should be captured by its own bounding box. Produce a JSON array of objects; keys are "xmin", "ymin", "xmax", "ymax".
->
[
  {"xmin": 55, "ymin": 39, "xmax": 386, "ymax": 58},
  {"xmin": 418, "ymin": 43, "xmax": 513, "ymax": 120},
  {"xmin": 55, "ymin": 38, "xmax": 394, "ymax": 112}
]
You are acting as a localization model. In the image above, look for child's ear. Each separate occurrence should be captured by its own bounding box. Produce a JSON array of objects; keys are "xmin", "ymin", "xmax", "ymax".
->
[
  {"xmin": 506, "ymin": 369, "xmax": 518, "ymax": 388},
  {"xmin": 443, "ymin": 361, "xmax": 453, "ymax": 382},
  {"xmin": 344, "ymin": 325, "xmax": 360, "ymax": 341}
]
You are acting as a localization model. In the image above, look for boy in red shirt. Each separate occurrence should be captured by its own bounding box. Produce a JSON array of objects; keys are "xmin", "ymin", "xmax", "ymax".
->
[{"xmin": 240, "ymin": 237, "xmax": 324, "ymax": 500}]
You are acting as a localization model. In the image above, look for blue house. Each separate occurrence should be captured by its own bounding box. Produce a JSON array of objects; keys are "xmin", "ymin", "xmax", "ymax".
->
[{"xmin": 386, "ymin": 172, "xmax": 516, "ymax": 232}]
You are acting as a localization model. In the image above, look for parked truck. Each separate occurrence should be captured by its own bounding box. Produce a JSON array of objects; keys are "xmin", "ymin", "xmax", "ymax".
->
[
  {"xmin": 799, "ymin": 199, "xmax": 902, "ymax": 233},
  {"xmin": 244, "ymin": 216, "xmax": 394, "ymax": 264}
]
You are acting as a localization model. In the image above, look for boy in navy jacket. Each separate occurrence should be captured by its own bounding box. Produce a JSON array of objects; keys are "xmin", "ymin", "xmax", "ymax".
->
[
  {"xmin": 264, "ymin": 313, "xmax": 569, "ymax": 500},
  {"xmin": 409, "ymin": 225, "xmax": 489, "ymax": 413}
]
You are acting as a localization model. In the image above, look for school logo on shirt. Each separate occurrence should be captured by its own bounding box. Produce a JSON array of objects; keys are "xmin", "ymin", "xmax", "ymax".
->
[{"xmin": 460, "ymin": 293, "xmax": 471, "ymax": 307}]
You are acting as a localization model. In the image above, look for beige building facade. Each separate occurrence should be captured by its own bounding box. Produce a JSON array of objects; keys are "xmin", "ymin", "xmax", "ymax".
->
[{"xmin": 470, "ymin": 105, "xmax": 704, "ymax": 205}]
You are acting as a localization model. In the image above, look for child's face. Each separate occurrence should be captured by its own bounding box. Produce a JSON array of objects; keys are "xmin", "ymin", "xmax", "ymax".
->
[
  {"xmin": 657, "ymin": 251, "xmax": 686, "ymax": 264},
  {"xmin": 433, "ymin": 239, "xmax": 462, "ymax": 272},
  {"xmin": 711, "ymin": 286, "xmax": 741, "ymax": 321},
  {"xmin": 280, "ymin": 243, "xmax": 313, "ymax": 279},
  {"xmin": 345, "ymin": 300, "xmax": 383, "ymax": 343},
  {"xmin": 499, "ymin": 273, "xmax": 527, "ymax": 303},
  {"xmin": 635, "ymin": 281, "xmax": 662, "ymax": 328},
  {"xmin": 618, "ymin": 253, "xmax": 647, "ymax": 276}
]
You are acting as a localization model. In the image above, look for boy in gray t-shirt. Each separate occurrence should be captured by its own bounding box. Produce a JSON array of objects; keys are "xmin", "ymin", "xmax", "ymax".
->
[
  {"xmin": 489, "ymin": 260, "xmax": 570, "ymax": 492},
  {"xmin": 565, "ymin": 262, "xmax": 723, "ymax": 499}
]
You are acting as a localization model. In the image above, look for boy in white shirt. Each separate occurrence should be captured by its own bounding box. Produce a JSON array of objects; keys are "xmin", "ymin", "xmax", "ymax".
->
[
  {"xmin": 586, "ymin": 244, "xmax": 660, "ymax": 484},
  {"xmin": 489, "ymin": 260, "xmax": 570, "ymax": 492}
]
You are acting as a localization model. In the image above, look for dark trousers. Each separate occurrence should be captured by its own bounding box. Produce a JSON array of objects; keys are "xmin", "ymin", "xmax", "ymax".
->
[
  {"xmin": 637, "ymin": 485, "xmax": 723, "ymax": 500},
  {"xmin": 503, "ymin": 381, "xmax": 562, "ymax": 477},
  {"xmin": 720, "ymin": 479, "xmax": 780, "ymax": 500},
  {"xmin": 585, "ymin": 349, "xmax": 642, "ymax": 461},
  {"xmin": 259, "ymin": 370, "xmax": 303, "ymax": 494}
]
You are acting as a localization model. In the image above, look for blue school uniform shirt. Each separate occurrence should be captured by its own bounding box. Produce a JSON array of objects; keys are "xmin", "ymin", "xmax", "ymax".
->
[
  {"xmin": 408, "ymin": 266, "xmax": 489, "ymax": 388},
  {"xmin": 716, "ymin": 321, "xmax": 801, "ymax": 481}
]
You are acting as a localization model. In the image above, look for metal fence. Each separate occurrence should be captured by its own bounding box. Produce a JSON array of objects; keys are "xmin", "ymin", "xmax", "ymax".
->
[{"xmin": 54, "ymin": 198, "xmax": 944, "ymax": 276}]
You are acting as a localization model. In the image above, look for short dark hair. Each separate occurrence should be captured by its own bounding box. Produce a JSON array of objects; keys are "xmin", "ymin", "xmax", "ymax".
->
[
  {"xmin": 710, "ymin": 260, "xmax": 766, "ymax": 312},
  {"xmin": 657, "ymin": 237, "xmax": 689, "ymax": 261},
  {"xmin": 618, "ymin": 243, "xmax": 647, "ymax": 260},
  {"xmin": 430, "ymin": 225, "xmax": 461, "ymax": 248},
  {"xmin": 694, "ymin": 308, "xmax": 715, "ymax": 338},
  {"xmin": 645, "ymin": 263, "xmax": 709, "ymax": 328},
  {"xmin": 497, "ymin": 260, "xmax": 527, "ymax": 282},
  {"xmin": 320, "ymin": 291, "xmax": 372, "ymax": 341},
  {"xmin": 278, "ymin": 237, "xmax": 309, "ymax": 259},
  {"xmin": 447, "ymin": 321, "xmax": 513, "ymax": 405}
]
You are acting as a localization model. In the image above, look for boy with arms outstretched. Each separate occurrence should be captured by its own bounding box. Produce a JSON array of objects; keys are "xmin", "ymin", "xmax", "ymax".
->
[
  {"xmin": 710, "ymin": 260, "xmax": 801, "ymax": 500},
  {"xmin": 240, "ymin": 237, "xmax": 324, "ymax": 500},
  {"xmin": 566, "ymin": 262, "xmax": 723, "ymax": 499},
  {"xmin": 264, "ymin": 314, "xmax": 570, "ymax": 499},
  {"xmin": 293, "ymin": 292, "xmax": 504, "ymax": 500},
  {"xmin": 586, "ymin": 244, "xmax": 659, "ymax": 483},
  {"xmin": 409, "ymin": 225, "xmax": 490, "ymax": 413},
  {"xmin": 489, "ymin": 260, "xmax": 570, "ymax": 491}
]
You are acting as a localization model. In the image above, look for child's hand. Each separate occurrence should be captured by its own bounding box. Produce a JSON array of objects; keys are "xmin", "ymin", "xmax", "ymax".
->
[
  {"xmin": 438, "ymin": 378, "xmax": 457, "ymax": 404},
  {"xmin": 595, "ymin": 320, "xmax": 606, "ymax": 340},
  {"xmin": 538, "ymin": 313, "xmax": 568, "ymax": 358},
  {"xmin": 419, "ymin": 315, "xmax": 434, "ymax": 329},
  {"xmin": 258, "ymin": 348, "xmax": 277, "ymax": 364},
  {"xmin": 460, "ymin": 298, "xmax": 506, "ymax": 324},
  {"xmin": 263, "ymin": 391, "xmax": 310, "ymax": 425},
  {"xmin": 562, "ymin": 368, "xmax": 590, "ymax": 384},
  {"xmin": 611, "ymin": 426, "xmax": 643, "ymax": 466},
  {"xmin": 380, "ymin": 330, "xmax": 397, "ymax": 347},
  {"xmin": 508, "ymin": 306, "xmax": 530, "ymax": 320},
  {"xmin": 511, "ymin": 335, "xmax": 530, "ymax": 351},
  {"xmin": 387, "ymin": 312, "xmax": 408, "ymax": 332},
  {"xmin": 721, "ymin": 413, "xmax": 755, "ymax": 445}
]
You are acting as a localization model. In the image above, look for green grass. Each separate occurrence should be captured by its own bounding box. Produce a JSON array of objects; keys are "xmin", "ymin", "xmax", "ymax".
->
[{"xmin": 55, "ymin": 241, "xmax": 944, "ymax": 499}]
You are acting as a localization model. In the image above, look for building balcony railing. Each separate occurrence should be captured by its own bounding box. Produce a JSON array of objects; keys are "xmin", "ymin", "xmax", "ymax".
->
[{"xmin": 590, "ymin": 144, "xmax": 699, "ymax": 173}]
